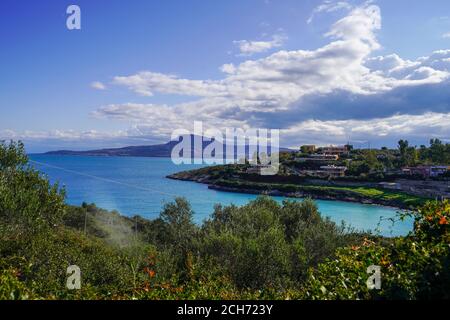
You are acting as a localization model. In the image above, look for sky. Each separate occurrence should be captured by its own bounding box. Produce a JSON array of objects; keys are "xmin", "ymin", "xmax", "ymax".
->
[{"xmin": 1, "ymin": 0, "xmax": 450, "ymax": 152}]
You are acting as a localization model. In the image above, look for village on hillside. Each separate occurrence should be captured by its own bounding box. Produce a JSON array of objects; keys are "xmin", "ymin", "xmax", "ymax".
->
[{"xmin": 245, "ymin": 140, "xmax": 450, "ymax": 199}]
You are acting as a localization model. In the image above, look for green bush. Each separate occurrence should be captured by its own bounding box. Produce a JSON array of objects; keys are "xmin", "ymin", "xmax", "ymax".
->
[
  {"xmin": 301, "ymin": 200, "xmax": 450, "ymax": 300},
  {"xmin": 0, "ymin": 268, "xmax": 34, "ymax": 300},
  {"xmin": 199, "ymin": 197, "xmax": 358, "ymax": 289},
  {"xmin": 0, "ymin": 141, "xmax": 66, "ymax": 230},
  {"xmin": 1, "ymin": 141, "xmax": 448, "ymax": 300}
]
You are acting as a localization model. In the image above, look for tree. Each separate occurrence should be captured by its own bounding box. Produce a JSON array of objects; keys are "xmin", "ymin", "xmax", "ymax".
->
[
  {"xmin": 0, "ymin": 141, "xmax": 66, "ymax": 230},
  {"xmin": 201, "ymin": 197, "xmax": 291, "ymax": 288},
  {"xmin": 0, "ymin": 141, "xmax": 133, "ymax": 298},
  {"xmin": 398, "ymin": 139, "xmax": 409, "ymax": 156},
  {"xmin": 429, "ymin": 138, "xmax": 446, "ymax": 164},
  {"xmin": 159, "ymin": 197, "xmax": 197, "ymax": 278},
  {"xmin": 160, "ymin": 197, "xmax": 197, "ymax": 248},
  {"xmin": 365, "ymin": 150, "xmax": 384, "ymax": 172},
  {"xmin": 301, "ymin": 200, "xmax": 450, "ymax": 300},
  {"xmin": 348, "ymin": 160, "xmax": 370, "ymax": 176},
  {"xmin": 397, "ymin": 140, "xmax": 417, "ymax": 167}
]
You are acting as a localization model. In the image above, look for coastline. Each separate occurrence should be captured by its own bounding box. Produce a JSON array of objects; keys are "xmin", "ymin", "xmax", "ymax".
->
[
  {"xmin": 167, "ymin": 172, "xmax": 428, "ymax": 210},
  {"xmin": 206, "ymin": 184, "xmax": 405, "ymax": 210}
]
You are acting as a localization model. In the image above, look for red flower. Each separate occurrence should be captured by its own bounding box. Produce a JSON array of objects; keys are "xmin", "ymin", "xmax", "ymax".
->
[{"xmin": 144, "ymin": 267, "xmax": 156, "ymax": 278}]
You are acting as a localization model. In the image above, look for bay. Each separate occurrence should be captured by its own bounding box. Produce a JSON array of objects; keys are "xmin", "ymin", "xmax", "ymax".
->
[{"xmin": 29, "ymin": 154, "xmax": 413, "ymax": 236}]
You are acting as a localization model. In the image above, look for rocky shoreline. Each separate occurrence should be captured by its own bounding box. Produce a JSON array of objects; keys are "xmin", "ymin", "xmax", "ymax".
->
[
  {"xmin": 167, "ymin": 173, "xmax": 414, "ymax": 210},
  {"xmin": 206, "ymin": 185, "xmax": 408, "ymax": 209}
]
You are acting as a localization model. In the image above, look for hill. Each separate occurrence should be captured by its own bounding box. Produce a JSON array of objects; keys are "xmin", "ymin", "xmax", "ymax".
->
[{"xmin": 43, "ymin": 135, "xmax": 293, "ymax": 158}]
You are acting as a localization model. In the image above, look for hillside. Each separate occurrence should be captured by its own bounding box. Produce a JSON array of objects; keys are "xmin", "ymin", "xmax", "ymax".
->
[{"xmin": 43, "ymin": 135, "xmax": 292, "ymax": 158}]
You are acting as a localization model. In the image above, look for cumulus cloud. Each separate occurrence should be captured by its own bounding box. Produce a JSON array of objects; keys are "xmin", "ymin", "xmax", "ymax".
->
[
  {"xmin": 307, "ymin": 1, "xmax": 352, "ymax": 24},
  {"xmin": 325, "ymin": 4, "xmax": 381, "ymax": 50},
  {"xmin": 111, "ymin": 3, "xmax": 448, "ymax": 117},
  {"xmin": 1, "ymin": 128, "xmax": 125, "ymax": 141},
  {"xmin": 283, "ymin": 112, "xmax": 450, "ymax": 147},
  {"xmin": 90, "ymin": 81, "xmax": 107, "ymax": 90},
  {"xmin": 233, "ymin": 33, "xmax": 287, "ymax": 56},
  {"xmin": 92, "ymin": 102, "xmax": 250, "ymax": 137},
  {"xmin": 366, "ymin": 50, "xmax": 450, "ymax": 81},
  {"xmin": 111, "ymin": 4, "xmax": 386, "ymax": 112},
  {"xmin": 0, "ymin": 127, "xmax": 171, "ymax": 153},
  {"xmin": 75, "ymin": 3, "xmax": 450, "ymax": 148},
  {"xmin": 113, "ymin": 72, "xmax": 230, "ymax": 97},
  {"xmin": 9, "ymin": 110, "xmax": 450, "ymax": 151}
]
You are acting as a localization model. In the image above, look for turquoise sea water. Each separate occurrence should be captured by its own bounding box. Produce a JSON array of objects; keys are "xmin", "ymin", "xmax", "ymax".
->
[{"xmin": 29, "ymin": 155, "xmax": 413, "ymax": 236}]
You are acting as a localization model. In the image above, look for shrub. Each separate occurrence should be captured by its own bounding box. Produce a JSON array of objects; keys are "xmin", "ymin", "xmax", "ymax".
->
[{"xmin": 301, "ymin": 200, "xmax": 450, "ymax": 300}]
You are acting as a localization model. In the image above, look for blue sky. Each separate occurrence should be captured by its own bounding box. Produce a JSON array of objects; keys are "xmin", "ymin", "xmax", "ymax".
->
[{"xmin": 1, "ymin": 0, "xmax": 450, "ymax": 152}]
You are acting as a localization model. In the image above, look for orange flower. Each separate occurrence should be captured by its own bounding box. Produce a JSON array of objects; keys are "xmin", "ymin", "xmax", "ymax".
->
[
  {"xmin": 362, "ymin": 238, "xmax": 375, "ymax": 246},
  {"xmin": 439, "ymin": 216, "xmax": 448, "ymax": 225},
  {"xmin": 143, "ymin": 267, "xmax": 156, "ymax": 278}
]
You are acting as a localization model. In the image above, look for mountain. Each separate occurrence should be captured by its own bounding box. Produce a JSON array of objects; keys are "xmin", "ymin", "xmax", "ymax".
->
[
  {"xmin": 44, "ymin": 141, "xmax": 179, "ymax": 157},
  {"xmin": 43, "ymin": 135, "xmax": 293, "ymax": 158}
]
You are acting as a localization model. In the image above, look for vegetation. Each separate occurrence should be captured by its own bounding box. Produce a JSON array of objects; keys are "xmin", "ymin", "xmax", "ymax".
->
[
  {"xmin": 168, "ymin": 138, "xmax": 450, "ymax": 209},
  {"xmin": 346, "ymin": 138, "xmax": 450, "ymax": 174},
  {"xmin": 212, "ymin": 179, "xmax": 428, "ymax": 208},
  {"xmin": 169, "ymin": 165, "xmax": 429, "ymax": 209},
  {"xmin": 0, "ymin": 141, "xmax": 449, "ymax": 300},
  {"xmin": 301, "ymin": 200, "xmax": 450, "ymax": 299},
  {"xmin": 283, "ymin": 138, "xmax": 450, "ymax": 179}
]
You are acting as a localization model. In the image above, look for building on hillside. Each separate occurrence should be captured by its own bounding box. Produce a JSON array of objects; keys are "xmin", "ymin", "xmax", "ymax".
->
[
  {"xmin": 319, "ymin": 165, "xmax": 348, "ymax": 177},
  {"xmin": 301, "ymin": 165, "xmax": 348, "ymax": 178},
  {"xmin": 430, "ymin": 166, "xmax": 449, "ymax": 177},
  {"xmin": 319, "ymin": 145, "xmax": 350, "ymax": 156},
  {"xmin": 295, "ymin": 154, "xmax": 339, "ymax": 162},
  {"xmin": 402, "ymin": 165, "xmax": 449, "ymax": 178},
  {"xmin": 246, "ymin": 165, "xmax": 274, "ymax": 175}
]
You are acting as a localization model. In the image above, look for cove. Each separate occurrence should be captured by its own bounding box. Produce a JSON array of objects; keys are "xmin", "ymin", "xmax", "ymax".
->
[{"xmin": 29, "ymin": 154, "xmax": 414, "ymax": 237}]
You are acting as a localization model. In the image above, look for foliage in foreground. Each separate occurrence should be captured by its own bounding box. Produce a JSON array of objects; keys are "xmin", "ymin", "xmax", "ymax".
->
[
  {"xmin": 301, "ymin": 200, "xmax": 450, "ymax": 299},
  {"xmin": 0, "ymin": 141, "xmax": 449, "ymax": 300}
]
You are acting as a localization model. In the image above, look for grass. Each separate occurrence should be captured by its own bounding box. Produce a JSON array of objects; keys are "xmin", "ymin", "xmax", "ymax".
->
[
  {"xmin": 170, "ymin": 165, "xmax": 430, "ymax": 208},
  {"xmin": 214, "ymin": 179, "xmax": 429, "ymax": 208}
]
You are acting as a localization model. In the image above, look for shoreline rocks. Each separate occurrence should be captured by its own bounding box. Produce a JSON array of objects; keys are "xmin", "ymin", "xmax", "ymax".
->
[{"xmin": 167, "ymin": 173, "xmax": 411, "ymax": 210}]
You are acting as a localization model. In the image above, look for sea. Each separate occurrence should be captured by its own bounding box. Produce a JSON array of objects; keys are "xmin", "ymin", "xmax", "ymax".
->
[{"xmin": 29, "ymin": 154, "xmax": 414, "ymax": 236}]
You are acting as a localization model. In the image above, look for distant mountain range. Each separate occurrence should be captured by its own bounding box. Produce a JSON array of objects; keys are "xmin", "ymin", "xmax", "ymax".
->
[{"xmin": 43, "ymin": 135, "xmax": 293, "ymax": 158}]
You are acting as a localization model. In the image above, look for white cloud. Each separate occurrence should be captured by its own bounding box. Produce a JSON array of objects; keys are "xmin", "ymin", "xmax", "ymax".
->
[
  {"xmin": 111, "ymin": 4, "xmax": 414, "ymax": 112},
  {"xmin": 325, "ymin": 4, "xmax": 381, "ymax": 50},
  {"xmin": 442, "ymin": 32, "xmax": 450, "ymax": 39},
  {"xmin": 220, "ymin": 63, "xmax": 236, "ymax": 74},
  {"xmin": 95, "ymin": 3, "xmax": 450, "ymax": 144},
  {"xmin": 6, "ymin": 2, "xmax": 450, "ymax": 152},
  {"xmin": 283, "ymin": 112, "xmax": 450, "ymax": 146},
  {"xmin": 307, "ymin": 1, "xmax": 353, "ymax": 24},
  {"xmin": 233, "ymin": 33, "xmax": 287, "ymax": 56},
  {"xmin": 35, "ymin": 2, "xmax": 449, "ymax": 149},
  {"xmin": 113, "ymin": 72, "xmax": 229, "ymax": 97},
  {"xmin": 92, "ymin": 102, "xmax": 249, "ymax": 138},
  {"xmin": 1, "ymin": 129, "xmax": 126, "ymax": 141},
  {"xmin": 90, "ymin": 81, "xmax": 107, "ymax": 90},
  {"xmin": 6, "ymin": 111, "xmax": 450, "ymax": 149}
]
